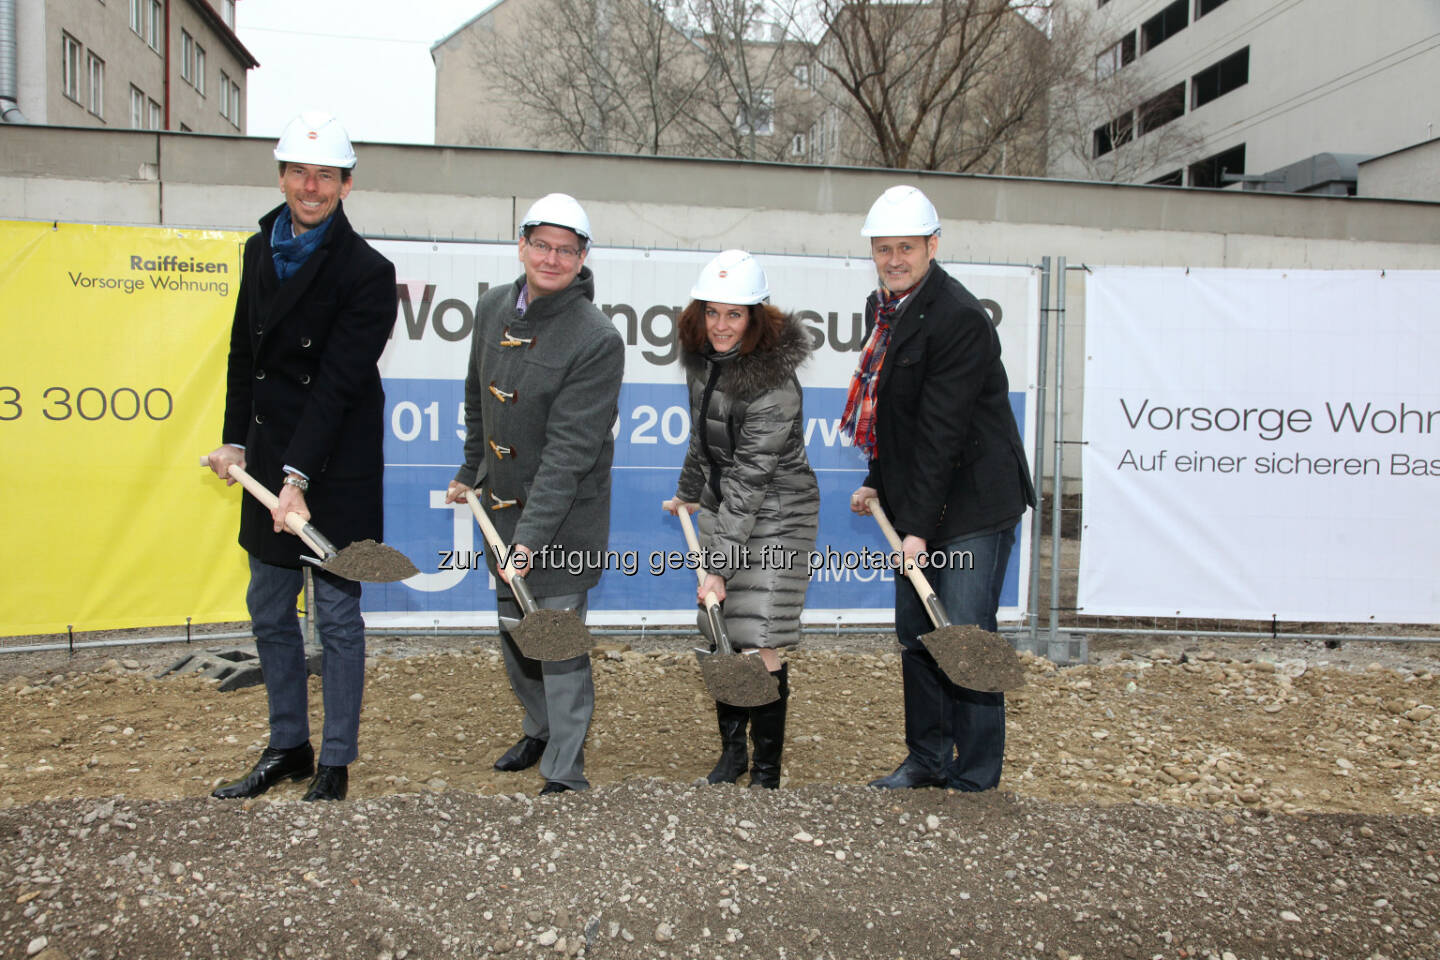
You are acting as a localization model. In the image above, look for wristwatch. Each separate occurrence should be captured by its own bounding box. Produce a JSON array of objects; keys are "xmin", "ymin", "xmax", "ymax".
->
[{"xmin": 282, "ymin": 473, "xmax": 310, "ymax": 493}]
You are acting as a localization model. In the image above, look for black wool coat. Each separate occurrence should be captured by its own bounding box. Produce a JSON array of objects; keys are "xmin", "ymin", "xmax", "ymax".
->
[
  {"xmin": 223, "ymin": 201, "xmax": 399, "ymax": 565},
  {"xmin": 862, "ymin": 263, "xmax": 1036, "ymax": 543}
]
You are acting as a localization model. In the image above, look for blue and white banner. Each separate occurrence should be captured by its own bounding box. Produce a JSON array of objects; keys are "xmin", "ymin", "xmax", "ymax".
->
[{"xmin": 364, "ymin": 241, "xmax": 1040, "ymax": 627}]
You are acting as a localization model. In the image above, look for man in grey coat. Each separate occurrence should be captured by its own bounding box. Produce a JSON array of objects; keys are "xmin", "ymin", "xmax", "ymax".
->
[{"xmin": 445, "ymin": 193, "xmax": 624, "ymax": 795}]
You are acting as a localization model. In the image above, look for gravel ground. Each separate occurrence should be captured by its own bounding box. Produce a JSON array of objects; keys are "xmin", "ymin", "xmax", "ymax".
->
[{"xmin": 1, "ymin": 628, "xmax": 1437, "ymax": 960}]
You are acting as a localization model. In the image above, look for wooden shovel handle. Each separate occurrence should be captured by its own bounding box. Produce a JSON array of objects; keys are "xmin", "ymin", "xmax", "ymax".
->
[
  {"xmin": 199, "ymin": 455, "xmax": 328, "ymax": 557},
  {"xmin": 673, "ymin": 505, "xmax": 723, "ymax": 614},
  {"xmin": 867, "ymin": 498, "xmax": 950, "ymax": 629},
  {"xmin": 462, "ymin": 488, "xmax": 538, "ymax": 615}
]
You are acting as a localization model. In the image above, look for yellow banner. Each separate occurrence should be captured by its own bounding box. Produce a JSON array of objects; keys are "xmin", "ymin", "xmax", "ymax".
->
[{"xmin": 0, "ymin": 220, "xmax": 253, "ymax": 636}]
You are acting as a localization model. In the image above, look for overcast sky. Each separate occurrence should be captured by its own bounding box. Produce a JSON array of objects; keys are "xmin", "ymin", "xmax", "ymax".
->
[{"xmin": 236, "ymin": 0, "xmax": 492, "ymax": 145}]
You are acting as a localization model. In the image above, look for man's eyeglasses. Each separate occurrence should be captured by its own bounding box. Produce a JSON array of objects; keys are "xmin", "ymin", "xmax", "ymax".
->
[{"xmin": 525, "ymin": 237, "xmax": 583, "ymax": 261}]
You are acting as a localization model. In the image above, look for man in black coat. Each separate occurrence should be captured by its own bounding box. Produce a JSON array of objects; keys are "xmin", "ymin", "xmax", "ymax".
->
[
  {"xmin": 845, "ymin": 185, "xmax": 1035, "ymax": 791},
  {"xmin": 205, "ymin": 112, "xmax": 398, "ymax": 802}
]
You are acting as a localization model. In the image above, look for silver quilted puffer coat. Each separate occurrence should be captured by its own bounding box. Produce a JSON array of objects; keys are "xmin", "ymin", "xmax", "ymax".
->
[{"xmin": 675, "ymin": 314, "xmax": 819, "ymax": 649}]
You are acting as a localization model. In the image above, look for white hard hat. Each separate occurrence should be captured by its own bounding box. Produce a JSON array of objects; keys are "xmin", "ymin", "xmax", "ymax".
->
[
  {"xmin": 860, "ymin": 185, "xmax": 942, "ymax": 237},
  {"xmin": 519, "ymin": 193, "xmax": 592, "ymax": 243},
  {"xmin": 690, "ymin": 249, "xmax": 769, "ymax": 305},
  {"xmin": 273, "ymin": 111, "xmax": 357, "ymax": 169}
]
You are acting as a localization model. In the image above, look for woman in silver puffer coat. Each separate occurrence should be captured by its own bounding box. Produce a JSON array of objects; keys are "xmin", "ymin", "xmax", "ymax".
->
[{"xmin": 663, "ymin": 250, "xmax": 819, "ymax": 789}]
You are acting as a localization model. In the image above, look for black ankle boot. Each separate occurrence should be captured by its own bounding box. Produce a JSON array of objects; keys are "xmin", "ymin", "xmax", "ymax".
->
[
  {"xmin": 748, "ymin": 664, "xmax": 789, "ymax": 789},
  {"xmin": 706, "ymin": 699, "xmax": 749, "ymax": 784}
]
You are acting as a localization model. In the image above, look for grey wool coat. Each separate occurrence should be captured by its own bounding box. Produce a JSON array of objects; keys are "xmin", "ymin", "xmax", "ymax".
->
[
  {"xmin": 454, "ymin": 267, "xmax": 625, "ymax": 597},
  {"xmin": 675, "ymin": 314, "xmax": 819, "ymax": 649}
]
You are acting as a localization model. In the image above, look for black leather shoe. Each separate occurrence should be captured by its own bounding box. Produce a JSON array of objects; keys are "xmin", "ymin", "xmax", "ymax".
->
[
  {"xmin": 301, "ymin": 764, "xmax": 348, "ymax": 802},
  {"xmin": 210, "ymin": 742, "xmax": 314, "ymax": 799},
  {"xmin": 538, "ymin": 781, "xmax": 572, "ymax": 796},
  {"xmin": 868, "ymin": 760, "xmax": 945, "ymax": 790},
  {"xmin": 494, "ymin": 735, "xmax": 548, "ymax": 772}
]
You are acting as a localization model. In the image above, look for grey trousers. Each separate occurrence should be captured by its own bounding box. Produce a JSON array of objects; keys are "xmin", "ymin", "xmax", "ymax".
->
[
  {"xmin": 497, "ymin": 591, "xmax": 593, "ymax": 790},
  {"xmin": 247, "ymin": 557, "xmax": 365, "ymax": 767}
]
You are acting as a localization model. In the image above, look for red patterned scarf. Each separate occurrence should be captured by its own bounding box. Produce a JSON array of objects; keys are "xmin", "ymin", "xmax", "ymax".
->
[{"xmin": 840, "ymin": 286, "xmax": 910, "ymax": 458}]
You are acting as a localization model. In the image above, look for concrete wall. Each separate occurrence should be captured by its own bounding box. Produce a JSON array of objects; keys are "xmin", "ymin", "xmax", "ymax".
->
[
  {"xmin": 1359, "ymin": 138, "xmax": 1440, "ymax": 203},
  {"xmin": 4, "ymin": 125, "xmax": 1438, "ymax": 487}
]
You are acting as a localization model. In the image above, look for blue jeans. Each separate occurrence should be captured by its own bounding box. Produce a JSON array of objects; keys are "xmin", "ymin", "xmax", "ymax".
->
[
  {"xmin": 893, "ymin": 526, "xmax": 1014, "ymax": 791},
  {"xmin": 247, "ymin": 557, "xmax": 366, "ymax": 766}
]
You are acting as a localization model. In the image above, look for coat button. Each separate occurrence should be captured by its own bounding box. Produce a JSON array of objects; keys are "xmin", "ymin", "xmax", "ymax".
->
[
  {"xmin": 255, "ymin": 325, "xmax": 263, "ymax": 334},
  {"xmin": 300, "ymin": 374, "xmax": 311, "ymax": 385},
  {"xmin": 255, "ymin": 414, "xmax": 265, "ymax": 424},
  {"xmin": 300, "ymin": 337, "xmax": 312, "ymax": 348},
  {"xmin": 255, "ymin": 369, "xmax": 266, "ymax": 380}
]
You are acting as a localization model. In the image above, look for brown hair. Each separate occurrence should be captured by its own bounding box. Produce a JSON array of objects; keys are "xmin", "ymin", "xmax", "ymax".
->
[
  {"xmin": 677, "ymin": 300, "xmax": 787, "ymax": 356},
  {"xmin": 278, "ymin": 161, "xmax": 353, "ymax": 182}
]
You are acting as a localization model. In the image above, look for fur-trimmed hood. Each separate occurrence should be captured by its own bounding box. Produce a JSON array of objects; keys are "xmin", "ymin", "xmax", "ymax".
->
[{"xmin": 680, "ymin": 313, "xmax": 811, "ymax": 402}]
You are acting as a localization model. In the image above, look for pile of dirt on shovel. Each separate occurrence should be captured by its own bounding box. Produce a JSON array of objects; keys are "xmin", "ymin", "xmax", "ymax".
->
[{"xmin": 322, "ymin": 539, "xmax": 419, "ymax": 582}]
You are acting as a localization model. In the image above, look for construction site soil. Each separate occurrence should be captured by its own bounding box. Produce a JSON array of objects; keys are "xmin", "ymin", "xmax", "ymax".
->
[{"xmin": 1, "ymin": 629, "xmax": 1436, "ymax": 960}]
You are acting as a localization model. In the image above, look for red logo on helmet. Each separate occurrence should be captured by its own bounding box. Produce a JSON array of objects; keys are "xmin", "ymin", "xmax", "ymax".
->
[
  {"xmin": 307, "ymin": 131, "xmax": 318, "ymax": 140},
  {"xmin": 718, "ymin": 270, "xmax": 728, "ymax": 278}
]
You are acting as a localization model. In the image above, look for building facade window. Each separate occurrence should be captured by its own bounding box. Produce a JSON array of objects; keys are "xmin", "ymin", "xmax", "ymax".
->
[
  {"xmin": 1095, "ymin": 32, "xmax": 1136, "ymax": 80},
  {"xmin": 226, "ymin": 76, "xmax": 241, "ymax": 127},
  {"xmin": 1191, "ymin": 46, "xmax": 1249, "ymax": 108},
  {"xmin": 194, "ymin": 44, "xmax": 206, "ymax": 95},
  {"xmin": 130, "ymin": 85, "xmax": 145, "ymax": 127},
  {"xmin": 1137, "ymin": 82, "xmax": 1185, "ymax": 135},
  {"xmin": 219, "ymin": 70, "xmax": 230, "ymax": 119},
  {"xmin": 1140, "ymin": 0, "xmax": 1188, "ymax": 54},
  {"xmin": 147, "ymin": 1, "xmax": 163, "ymax": 53},
  {"xmin": 1093, "ymin": 111, "xmax": 1134, "ymax": 157},
  {"xmin": 181, "ymin": 30, "xmax": 193, "ymax": 83},
  {"xmin": 736, "ymin": 89, "xmax": 774, "ymax": 136},
  {"xmin": 221, "ymin": 0, "xmax": 235, "ymax": 27},
  {"xmin": 62, "ymin": 33, "xmax": 82, "ymax": 102},
  {"xmin": 148, "ymin": 97, "xmax": 162, "ymax": 130},
  {"xmin": 129, "ymin": 0, "xmax": 143, "ymax": 36},
  {"xmin": 87, "ymin": 52, "xmax": 105, "ymax": 118},
  {"xmin": 1196, "ymin": 0, "xmax": 1232, "ymax": 16},
  {"xmin": 1188, "ymin": 143, "xmax": 1245, "ymax": 187},
  {"xmin": 790, "ymin": 132, "xmax": 806, "ymax": 156},
  {"xmin": 793, "ymin": 64, "xmax": 809, "ymax": 88}
]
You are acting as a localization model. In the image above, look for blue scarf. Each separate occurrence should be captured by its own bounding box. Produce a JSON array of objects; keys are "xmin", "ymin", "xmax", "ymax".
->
[{"xmin": 270, "ymin": 206, "xmax": 333, "ymax": 282}]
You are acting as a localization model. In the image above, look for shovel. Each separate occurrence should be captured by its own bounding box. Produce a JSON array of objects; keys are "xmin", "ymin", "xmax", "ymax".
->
[
  {"xmin": 200, "ymin": 457, "xmax": 418, "ymax": 583},
  {"xmin": 461, "ymin": 489, "xmax": 591, "ymax": 661},
  {"xmin": 866, "ymin": 499, "xmax": 1025, "ymax": 693},
  {"xmin": 672, "ymin": 505, "xmax": 779, "ymax": 708}
]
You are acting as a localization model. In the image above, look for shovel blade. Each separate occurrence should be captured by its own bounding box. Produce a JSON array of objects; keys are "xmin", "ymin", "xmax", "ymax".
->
[
  {"xmin": 922, "ymin": 624, "xmax": 1026, "ymax": 693},
  {"xmin": 699, "ymin": 652, "xmax": 779, "ymax": 707},
  {"xmin": 510, "ymin": 608, "xmax": 592, "ymax": 662}
]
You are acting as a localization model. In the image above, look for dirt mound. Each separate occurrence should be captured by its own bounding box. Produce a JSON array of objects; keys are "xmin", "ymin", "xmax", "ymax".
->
[{"xmin": 0, "ymin": 633, "xmax": 1436, "ymax": 958}]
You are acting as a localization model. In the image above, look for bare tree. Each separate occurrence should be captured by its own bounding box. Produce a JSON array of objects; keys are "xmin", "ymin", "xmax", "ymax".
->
[
  {"xmin": 806, "ymin": 0, "xmax": 1065, "ymax": 173},
  {"xmin": 483, "ymin": 0, "xmax": 706, "ymax": 154},
  {"xmin": 673, "ymin": 0, "xmax": 822, "ymax": 161}
]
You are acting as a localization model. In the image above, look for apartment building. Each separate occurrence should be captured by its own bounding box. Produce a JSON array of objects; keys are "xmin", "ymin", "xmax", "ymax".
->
[
  {"xmin": 1051, "ymin": 0, "xmax": 1440, "ymax": 191},
  {"xmin": 3, "ymin": 0, "xmax": 257, "ymax": 133}
]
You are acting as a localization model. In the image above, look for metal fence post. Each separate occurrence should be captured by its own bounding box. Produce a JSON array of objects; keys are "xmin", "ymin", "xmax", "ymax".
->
[
  {"xmin": 1026, "ymin": 258, "xmax": 1051, "ymax": 655},
  {"xmin": 1048, "ymin": 257, "xmax": 1068, "ymax": 663}
]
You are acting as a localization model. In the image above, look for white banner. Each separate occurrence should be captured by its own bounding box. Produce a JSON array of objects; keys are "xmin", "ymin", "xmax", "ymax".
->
[
  {"xmin": 362, "ymin": 242, "xmax": 1040, "ymax": 626},
  {"xmin": 1079, "ymin": 267, "xmax": 1440, "ymax": 622}
]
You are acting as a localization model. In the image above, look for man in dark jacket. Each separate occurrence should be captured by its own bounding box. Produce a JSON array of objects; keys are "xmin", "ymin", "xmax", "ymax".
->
[
  {"xmin": 205, "ymin": 112, "xmax": 398, "ymax": 803},
  {"xmin": 445, "ymin": 193, "xmax": 624, "ymax": 796},
  {"xmin": 845, "ymin": 185, "xmax": 1035, "ymax": 792}
]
